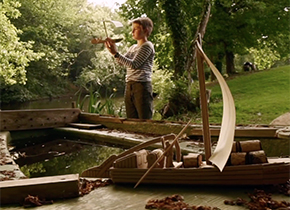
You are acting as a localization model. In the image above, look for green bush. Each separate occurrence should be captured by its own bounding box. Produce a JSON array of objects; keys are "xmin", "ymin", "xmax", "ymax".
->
[{"xmin": 152, "ymin": 66, "xmax": 198, "ymax": 119}]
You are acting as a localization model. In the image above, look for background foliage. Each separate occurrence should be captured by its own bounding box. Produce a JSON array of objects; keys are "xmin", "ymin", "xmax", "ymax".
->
[
  {"xmin": 0, "ymin": 0, "xmax": 289, "ymax": 122},
  {"xmin": 0, "ymin": 0, "xmax": 43, "ymax": 86}
]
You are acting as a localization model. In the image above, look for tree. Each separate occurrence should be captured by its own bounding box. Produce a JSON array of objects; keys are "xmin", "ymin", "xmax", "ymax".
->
[
  {"xmin": 1, "ymin": 0, "xmax": 129, "ymax": 103},
  {"xmin": 73, "ymin": 5, "xmax": 128, "ymax": 95},
  {"xmin": 119, "ymin": 0, "xmax": 207, "ymax": 77},
  {"xmin": 118, "ymin": 0, "xmax": 208, "ymax": 117},
  {"xmin": 205, "ymin": 0, "xmax": 290, "ymax": 74},
  {"xmin": 11, "ymin": 0, "xmax": 88, "ymax": 79},
  {"xmin": 0, "ymin": 0, "xmax": 93, "ymax": 102},
  {"xmin": 0, "ymin": 0, "xmax": 43, "ymax": 86},
  {"xmin": 159, "ymin": 0, "xmax": 189, "ymax": 78}
]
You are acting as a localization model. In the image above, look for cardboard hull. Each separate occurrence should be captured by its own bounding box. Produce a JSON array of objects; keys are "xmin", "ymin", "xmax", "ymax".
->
[{"xmin": 109, "ymin": 161, "xmax": 290, "ymax": 186}]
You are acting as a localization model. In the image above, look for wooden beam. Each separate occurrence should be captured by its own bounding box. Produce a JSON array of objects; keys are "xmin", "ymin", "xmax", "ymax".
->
[
  {"xmin": 0, "ymin": 174, "xmax": 79, "ymax": 205},
  {"xmin": 54, "ymin": 127, "xmax": 194, "ymax": 154},
  {"xmin": 0, "ymin": 108, "xmax": 81, "ymax": 131}
]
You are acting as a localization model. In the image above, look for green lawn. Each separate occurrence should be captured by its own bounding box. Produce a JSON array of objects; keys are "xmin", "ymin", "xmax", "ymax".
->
[{"xmin": 207, "ymin": 65, "xmax": 290, "ymax": 125}]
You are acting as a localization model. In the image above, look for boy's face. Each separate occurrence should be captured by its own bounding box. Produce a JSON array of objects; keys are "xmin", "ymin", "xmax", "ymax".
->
[{"xmin": 131, "ymin": 23, "xmax": 146, "ymax": 40}]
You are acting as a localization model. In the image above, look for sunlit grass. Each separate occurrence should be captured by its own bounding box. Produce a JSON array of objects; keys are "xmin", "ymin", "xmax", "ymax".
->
[{"xmin": 208, "ymin": 65, "xmax": 290, "ymax": 124}]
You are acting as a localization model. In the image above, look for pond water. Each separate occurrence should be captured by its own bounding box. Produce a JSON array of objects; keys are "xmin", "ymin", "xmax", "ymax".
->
[
  {"xmin": 0, "ymin": 96, "xmax": 78, "ymax": 110},
  {"xmin": 11, "ymin": 137, "xmax": 290, "ymax": 178},
  {"xmin": 12, "ymin": 139, "xmax": 124, "ymax": 178}
]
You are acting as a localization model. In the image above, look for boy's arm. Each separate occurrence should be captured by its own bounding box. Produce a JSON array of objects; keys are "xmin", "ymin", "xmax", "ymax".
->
[{"xmin": 116, "ymin": 44, "xmax": 153, "ymax": 69}]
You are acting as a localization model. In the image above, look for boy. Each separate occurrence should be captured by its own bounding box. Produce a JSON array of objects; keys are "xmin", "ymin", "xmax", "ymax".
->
[{"xmin": 105, "ymin": 17, "xmax": 154, "ymax": 119}]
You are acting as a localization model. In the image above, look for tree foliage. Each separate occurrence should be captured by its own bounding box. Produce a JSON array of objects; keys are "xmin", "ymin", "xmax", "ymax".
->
[
  {"xmin": 0, "ymin": 0, "xmax": 289, "ymax": 108},
  {"xmin": 205, "ymin": 0, "xmax": 290, "ymax": 73},
  {"xmin": 1, "ymin": 0, "xmax": 127, "ymax": 103},
  {"xmin": 0, "ymin": 0, "xmax": 43, "ymax": 86},
  {"xmin": 119, "ymin": 0, "xmax": 289, "ymax": 75},
  {"xmin": 119, "ymin": 0, "xmax": 204, "ymax": 77},
  {"xmin": 159, "ymin": 0, "xmax": 188, "ymax": 78},
  {"xmin": 11, "ymin": 0, "xmax": 88, "ymax": 79},
  {"xmin": 74, "ymin": 5, "xmax": 128, "ymax": 95}
]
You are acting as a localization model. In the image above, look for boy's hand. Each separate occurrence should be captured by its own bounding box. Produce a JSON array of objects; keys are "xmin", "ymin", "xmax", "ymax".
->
[{"xmin": 105, "ymin": 38, "xmax": 118, "ymax": 55}]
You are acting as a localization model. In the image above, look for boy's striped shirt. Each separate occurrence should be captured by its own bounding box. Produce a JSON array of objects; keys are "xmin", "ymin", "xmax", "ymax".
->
[{"xmin": 116, "ymin": 41, "xmax": 155, "ymax": 82}]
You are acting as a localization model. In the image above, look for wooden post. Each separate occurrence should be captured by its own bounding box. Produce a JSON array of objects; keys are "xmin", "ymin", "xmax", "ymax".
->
[
  {"xmin": 196, "ymin": 35, "xmax": 211, "ymax": 164},
  {"xmin": 103, "ymin": 20, "xmax": 108, "ymax": 38}
]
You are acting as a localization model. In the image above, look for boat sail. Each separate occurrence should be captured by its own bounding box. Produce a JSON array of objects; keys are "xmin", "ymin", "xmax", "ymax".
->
[{"xmin": 195, "ymin": 40, "xmax": 236, "ymax": 172}]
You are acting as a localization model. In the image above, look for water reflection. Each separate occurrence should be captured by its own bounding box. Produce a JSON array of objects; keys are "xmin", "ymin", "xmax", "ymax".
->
[
  {"xmin": 14, "ymin": 137, "xmax": 289, "ymax": 178},
  {"xmin": 0, "ymin": 95, "xmax": 125, "ymax": 113},
  {"xmin": 17, "ymin": 142, "xmax": 123, "ymax": 178},
  {"xmin": 0, "ymin": 96, "xmax": 77, "ymax": 110}
]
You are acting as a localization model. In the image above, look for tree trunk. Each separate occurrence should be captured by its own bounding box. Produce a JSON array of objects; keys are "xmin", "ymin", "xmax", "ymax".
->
[
  {"xmin": 225, "ymin": 51, "xmax": 235, "ymax": 75},
  {"xmin": 186, "ymin": 0, "xmax": 211, "ymax": 88},
  {"xmin": 162, "ymin": 0, "xmax": 188, "ymax": 78}
]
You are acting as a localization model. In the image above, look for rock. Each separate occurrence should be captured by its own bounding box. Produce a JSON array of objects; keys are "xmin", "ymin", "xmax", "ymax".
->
[{"xmin": 270, "ymin": 112, "xmax": 290, "ymax": 126}]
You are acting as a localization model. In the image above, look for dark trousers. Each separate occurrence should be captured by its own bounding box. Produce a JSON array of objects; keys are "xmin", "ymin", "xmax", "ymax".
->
[{"xmin": 124, "ymin": 81, "xmax": 153, "ymax": 119}]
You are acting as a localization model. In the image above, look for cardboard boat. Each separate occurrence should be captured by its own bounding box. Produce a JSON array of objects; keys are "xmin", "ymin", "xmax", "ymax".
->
[{"xmin": 81, "ymin": 132, "xmax": 290, "ymax": 186}]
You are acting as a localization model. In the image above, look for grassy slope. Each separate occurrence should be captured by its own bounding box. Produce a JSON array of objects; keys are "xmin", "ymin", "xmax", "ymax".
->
[{"xmin": 207, "ymin": 65, "xmax": 290, "ymax": 125}]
